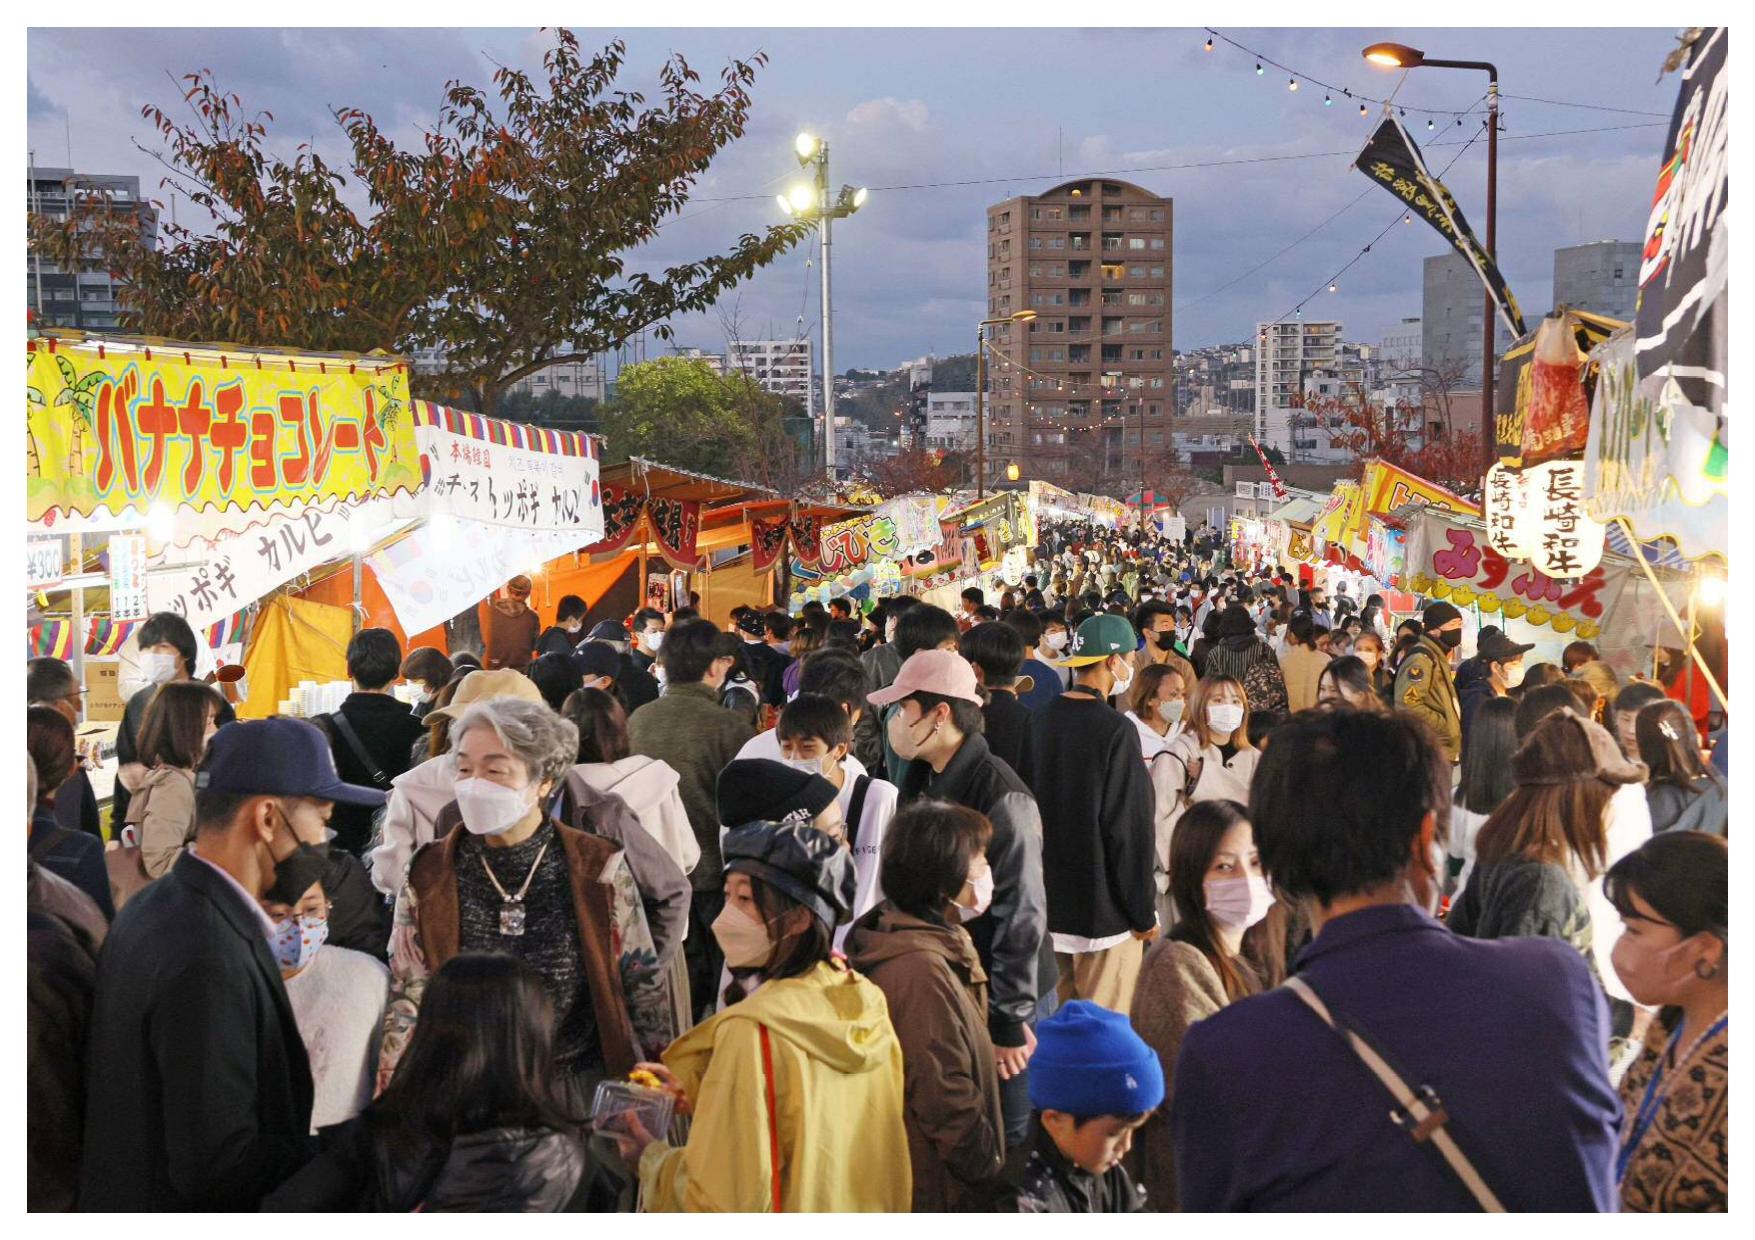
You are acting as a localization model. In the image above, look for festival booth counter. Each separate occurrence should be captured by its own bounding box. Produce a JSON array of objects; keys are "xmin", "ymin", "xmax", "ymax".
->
[
  {"xmin": 786, "ymin": 493, "xmax": 945, "ymax": 613},
  {"xmin": 584, "ymin": 458, "xmax": 858, "ymax": 628},
  {"xmin": 911, "ymin": 491, "xmax": 1039, "ymax": 613}
]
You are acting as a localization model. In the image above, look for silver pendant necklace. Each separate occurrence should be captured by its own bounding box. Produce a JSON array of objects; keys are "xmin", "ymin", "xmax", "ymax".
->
[{"xmin": 479, "ymin": 836, "xmax": 551, "ymax": 937}]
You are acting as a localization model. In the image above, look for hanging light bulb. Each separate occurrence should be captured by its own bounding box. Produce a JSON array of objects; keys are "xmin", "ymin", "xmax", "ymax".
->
[
  {"xmin": 1255, "ymin": 62, "xmax": 1263, "ymax": 75},
  {"xmin": 1205, "ymin": 36, "xmax": 1213, "ymax": 51},
  {"xmin": 1359, "ymin": 102, "xmax": 1368, "ymax": 117},
  {"xmin": 1324, "ymin": 94, "xmax": 1333, "ymax": 106},
  {"xmin": 1288, "ymin": 77, "xmax": 1299, "ymax": 91},
  {"xmin": 1329, "ymin": 282, "xmax": 1338, "ymax": 293},
  {"xmin": 1403, "ymin": 213, "xmax": 1412, "ymax": 224},
  {"xmin": 1427, "ymin": 118, "xmax": 1434, "ymax": 130}
]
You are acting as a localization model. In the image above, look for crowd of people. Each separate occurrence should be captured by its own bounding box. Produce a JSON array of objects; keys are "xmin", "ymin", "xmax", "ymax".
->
[{"xmin": 24, "ymin": 517, "xmax": 1728, "ymax": 1212}]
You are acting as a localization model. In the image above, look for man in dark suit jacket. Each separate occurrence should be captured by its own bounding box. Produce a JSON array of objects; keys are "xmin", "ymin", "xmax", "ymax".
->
[
  {"xmin": 78, "ymin": 717, "xmax": 388, "ymax": 1211},
  {"xmin": 1170, "ymin": 709, "xmax": 1621, "ymax": 1212}
]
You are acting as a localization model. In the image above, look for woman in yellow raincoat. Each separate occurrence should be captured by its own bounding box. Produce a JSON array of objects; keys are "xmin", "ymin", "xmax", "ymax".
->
[{"xmin": 625, "ymin": 821, "xmax": 911, "ymax": 1212}]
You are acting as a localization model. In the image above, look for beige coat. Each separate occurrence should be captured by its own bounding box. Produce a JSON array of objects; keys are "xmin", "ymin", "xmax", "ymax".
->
[
  {"xmin": 1279, "ymin": 644, "xmax": 1332, "ymax": 714},
  {"xmin": 1130, "ymin": 939, "xmax": 1231, "ymax": 1211},
  {"xmin": 123, "ymin": 766, "xmax": 197, "ymax": 879}
]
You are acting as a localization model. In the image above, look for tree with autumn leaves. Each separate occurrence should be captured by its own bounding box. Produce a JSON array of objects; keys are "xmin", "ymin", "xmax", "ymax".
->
[
  {"xmin": 1295, "ymin": 378, "xmax": 1486, "ymax": 494},
  {"xmin": 29, "ymin": 31, "xmax": 810, "ymax": 415}
]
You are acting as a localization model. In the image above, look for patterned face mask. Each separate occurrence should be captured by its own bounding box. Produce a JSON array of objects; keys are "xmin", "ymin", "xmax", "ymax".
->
[{"xmin": 270, "ymin": 914, "xmax": 328, "ymax": 972}]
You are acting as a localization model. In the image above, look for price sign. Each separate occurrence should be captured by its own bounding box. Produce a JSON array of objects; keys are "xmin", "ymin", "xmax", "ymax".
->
[
  {"xmin": 27, "ymin": 537, "xmax": 64, "ymax": 588},
  {"xmin": 109, "ymin": 534, "xmax": 149, "ymax": 621}
]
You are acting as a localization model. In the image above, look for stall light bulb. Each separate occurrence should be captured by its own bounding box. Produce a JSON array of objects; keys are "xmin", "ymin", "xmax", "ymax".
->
[
  {"xmin": 1255, "ymin": 62, "xmax": 1263, "ymax": 75},
  {"xmin": 1288, "ymin": 77, "xmax": 1299, "ymax": 91},
  {"xmin": 1360, "ymin": 103, "xmax": 1369, "ymax": 117},
  {"xmin": 146, "ymin": 501, "xmax": 176, "ymax": 544},
  {"xmin": 1205, "ymin": 37, "xmax": 1213, "ymax": 51},
  {"xmin": 1698, "ymin": 573, "xmax": 1728, "ymax": 609}
]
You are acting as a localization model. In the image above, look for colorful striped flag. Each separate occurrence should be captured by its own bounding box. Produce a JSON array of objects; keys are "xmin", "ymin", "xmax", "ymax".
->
[
  {"xmin": 29, "ymin": 621, "xmax": 74, "ymax": 660},
  {"xmin": 84, "ymin": 618, "xmax": 139, "ymax": 655}
]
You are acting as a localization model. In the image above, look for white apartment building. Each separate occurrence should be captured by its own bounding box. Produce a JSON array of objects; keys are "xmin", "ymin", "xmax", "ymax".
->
[
  {"xmin": 923, "ymin": 391, "xmax": 978, "ymax": 452},
  {"xmin": 1254, "ymin": 320, "xmax": 1341, "ymax": 455},
  {"xmin": 506, "ymin": 352, "xmax": 607, "ymax": 402},
  {"xmin": 670, "ymin": 347, "xmax": 728, "ymax": 375},
  {"xmin": 1377, "ymin": 317, "xmax": 1423, "ymax": 375},
  {"xmin": 727, "ymin": 339, "xmax": 814, "ymax": 402}
]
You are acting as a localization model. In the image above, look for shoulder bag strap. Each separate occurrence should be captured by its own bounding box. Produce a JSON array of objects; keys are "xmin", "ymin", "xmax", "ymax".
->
[
  {"xmin": 323, "ymin": 712, "xmax": 391, "ymax": 790},
  {"xmin": 845, "ymin": 775, "xmax": 871, "ymax": 851},
  {"xmin": 1283, "ymin": 975, "xmax": 1505, "ymax": 1213},
  {"xmin": 759, "ymin": 1024, "xmax": 783, "ymax": 1212}
]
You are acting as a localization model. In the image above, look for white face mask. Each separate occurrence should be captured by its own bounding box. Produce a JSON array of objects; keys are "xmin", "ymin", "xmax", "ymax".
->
[
  {"xmin": 453, "ymin": 777, "xmax": 536, "ymax": 837},
  {"xmin": 1157, "ymin": 698, "xmax": 1186, "ymax": 725},
  {"xmin": 1109, "ymin": 657, "xmax": 1134, "ymax": 699},
  {"xmin": 1042, "ymin": 630, "xmax": 1069, "ymax": 653},
  {"xmin": 781, "ymin": 755, "xmax": 834, "ymax": 779},
  {"xmin": 642, "ymin": 630, "xmax": 665, "ymax": 653},
  {"xmin": 1207, "ymin": 703, "xmax": 1245, "ymax": 735},
  {"xmin": 140, "ymin": 651, "xmax": 180, "ymax": 685},
  {"xmin": 1204, "ymin": 876, "xmax": 1274, "ymax": 931},
  {"xmin": 955, "ymin": 868, "xmax": 995, "ymax": 923}
]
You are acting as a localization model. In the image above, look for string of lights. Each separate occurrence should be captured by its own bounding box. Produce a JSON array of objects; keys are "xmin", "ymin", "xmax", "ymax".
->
[
  {"xmin": 1170, "ymin": 88, "xmax": 1486, "ymax": 317},
  {"xmin": 1202, "ymin": 29, "xmax": 1671, "ymax": 120},
  {"xmin": 1265, "ymin": 117, "xmax": 1488, "ymax": 327}
]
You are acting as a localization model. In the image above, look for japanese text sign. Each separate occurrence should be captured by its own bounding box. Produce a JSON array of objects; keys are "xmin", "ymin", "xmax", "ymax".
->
[
  {"xmin": 108, "ymin": 534, "xmax": 148, "ymax": 621},
  {"xmin": 1406, "ymin": 510, "xmax": 1627, "ymax": 641},
  {"xmin": 406, "ymin": 410, "xmax": 602, "ymax": 539},
  {"xmin": 27, "ymin": 336, "xmax": 421, "ymax": 533}
]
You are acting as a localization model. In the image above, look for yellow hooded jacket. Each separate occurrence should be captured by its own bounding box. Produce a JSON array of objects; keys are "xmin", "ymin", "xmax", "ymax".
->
[{"xmin": 639, "ymin": 960, "xmax": 912, "ymax": 1212}]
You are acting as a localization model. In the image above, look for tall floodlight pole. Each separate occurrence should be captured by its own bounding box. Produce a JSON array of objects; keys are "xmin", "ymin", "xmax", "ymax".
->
[{"xmin": 779, "ymin": 135, "xmax": 867, "ymax": 481}]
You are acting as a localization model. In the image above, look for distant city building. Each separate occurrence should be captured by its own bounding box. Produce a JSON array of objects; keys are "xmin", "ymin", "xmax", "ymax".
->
[
  {"xmin": 1173, "ymin": 343, "xmax": 1256, "ymax": 421},
  {"xmin": 984, "ymin": 177, "xmax": 1174, "ymax": 488},
  {"xmin": 1552, "ymin": 240, "xmax": 1642, "ymax": 322},
  {"xmin": 1422, "ymin": 252, "xmax": 1515, "ymax": 386},
  {"xmin": 1254, "ymin": 319, "xmax": 1341, "ymax": 455},
  {"xmin": 409, "ymin": 345, "xmax": 450, "ymax": 375},
  {"xmin": 727, "ymin": 338, "xmax": 814, "ymax": 403},
  {"xmin": 26, "ymin": 165, "xmax": 158, "ymax": 332},
  {"xmin": 505, "ymin": 352, "xmax": 606, "ymax": 403},
  {"xmin": 923, "ymin": 391, "xmax": 978, "ymax": 452},
  {"xmin": 1377, "ymin": 317, "xmax": 1423, "ymax": 374},
  {"xmin": 669, "ymin": 346, "xmax": 727, "ymax": 375}
]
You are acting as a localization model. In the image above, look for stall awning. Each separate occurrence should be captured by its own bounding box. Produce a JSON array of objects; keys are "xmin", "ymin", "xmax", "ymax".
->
[{"xmin": 1265, "ymin": 495, "xmax": 1324, "ymax": 526}]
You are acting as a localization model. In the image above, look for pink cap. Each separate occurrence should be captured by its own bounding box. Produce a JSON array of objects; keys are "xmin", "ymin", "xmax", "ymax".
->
[{"xmin": 867, "ymin": 649, "xmax": 984, "ymax": 707}]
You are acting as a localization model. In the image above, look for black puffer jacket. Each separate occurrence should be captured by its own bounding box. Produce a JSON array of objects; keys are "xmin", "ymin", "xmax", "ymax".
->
[{"xmin": 264, "ymin": 1120, "xmax": 616, "ymax": 1212}]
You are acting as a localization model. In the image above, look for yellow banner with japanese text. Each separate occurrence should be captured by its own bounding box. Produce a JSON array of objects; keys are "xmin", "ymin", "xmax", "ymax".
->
[{"xmin": 26, "ymin": 334, "xmax": 420, "ymax": 534}]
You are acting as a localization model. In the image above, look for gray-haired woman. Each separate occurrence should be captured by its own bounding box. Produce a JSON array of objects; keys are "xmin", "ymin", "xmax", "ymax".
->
[{"xmin": 378, "ymin": 698, "xmax": 671, "ymax": 1106}]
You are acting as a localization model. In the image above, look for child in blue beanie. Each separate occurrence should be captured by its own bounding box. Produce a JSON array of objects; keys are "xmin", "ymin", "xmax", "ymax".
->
[{"xmin": 1003, "ymin": 1000, "xmax": 1163, "ymax": 1212}]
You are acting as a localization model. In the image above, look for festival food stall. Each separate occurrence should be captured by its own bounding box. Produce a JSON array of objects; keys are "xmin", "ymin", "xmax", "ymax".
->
[
  {"xmin": 26, "ymin": 330, "xmax": 427, "ymax": 801},
  {"xmin": 785, "ymin": 493, "xmax": 944, "ymax": 613}
]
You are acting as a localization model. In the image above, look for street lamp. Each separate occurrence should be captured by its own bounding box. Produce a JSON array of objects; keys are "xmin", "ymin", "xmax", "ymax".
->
[
  {"xmin": 975, "ymin": 310, "xmax": 1037, "ymax": 499},
  {"xmin": 777, "ymin": 132, "xmax": 868, "ymax": 480},
  {"xmin": 1363, "ymin": 40, "xmax": 1501, "ymax": 482},
  {"xmin": 1006, "ymin": 461, "xmax": 1021, "ymax": 483}
]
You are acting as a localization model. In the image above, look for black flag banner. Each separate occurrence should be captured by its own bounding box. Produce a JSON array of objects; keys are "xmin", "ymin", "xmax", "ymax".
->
[{"xmin": 1355, "ymin": 110, "xmax": 1526, "ymax": 339}]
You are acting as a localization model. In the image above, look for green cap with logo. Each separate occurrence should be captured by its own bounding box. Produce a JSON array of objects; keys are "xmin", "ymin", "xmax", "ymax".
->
[{"xmin": 1054, "ymin": 613, "xmax": 1138, "ymax": 667}]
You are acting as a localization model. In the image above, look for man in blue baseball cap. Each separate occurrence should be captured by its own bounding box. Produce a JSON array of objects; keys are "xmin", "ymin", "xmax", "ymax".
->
[{"xmin": 79, "ymin": 717, "xmax": 386, "ymax": 1211}]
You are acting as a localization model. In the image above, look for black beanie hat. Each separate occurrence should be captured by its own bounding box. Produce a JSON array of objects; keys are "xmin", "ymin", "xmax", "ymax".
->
[{"xmin": 717, "ymin": 758, "xmax": 838, "ymax": 830}]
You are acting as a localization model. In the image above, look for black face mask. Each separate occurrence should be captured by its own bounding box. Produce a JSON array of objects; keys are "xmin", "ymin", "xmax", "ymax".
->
[
  {"xmin": 1436, "ymin": 628, "xmax": 1463, "ymax": 652},
  {"xmin": 1155, "ymin": 631, "xmax": 1179, "ymax": 651},
  {"xmin": 267, "ymin": 842, "xmax": 331, "ymax": 906},
  {"xmin": 265, "ymin": 806, "xmax": 332, "ymax": 905}
]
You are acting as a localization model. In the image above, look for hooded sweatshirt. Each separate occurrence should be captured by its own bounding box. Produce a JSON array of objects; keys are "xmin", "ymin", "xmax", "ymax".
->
[
  {"xmin": 846, "ymin": 905, "xmax": 1006, "ymax": 1212},
  {"xmin": 639, "ymin": 960, "xmax": 912, "ymax": 1212},
  {"xmin": 570, "ymin": 756, "xmax": 700, "ymax": 876},
  {"xmin": 367, "ymin": 753, "xmax": 458, "ymax": 898}
]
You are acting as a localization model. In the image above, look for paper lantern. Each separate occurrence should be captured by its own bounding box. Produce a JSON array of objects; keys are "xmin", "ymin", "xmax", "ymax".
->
[
  {"xmin": 1524, "ymin": 460, "xmax": 1605, "ymax": 578},
  {"xmin": 1483, "ymin": 462, "xmax": 1534, "ymax": 560}
]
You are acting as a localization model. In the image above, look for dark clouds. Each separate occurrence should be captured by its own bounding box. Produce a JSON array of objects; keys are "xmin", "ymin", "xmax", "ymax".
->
[{"xmin": 28, "ymin": 26, "xmax": 1677, "ymax": 369}]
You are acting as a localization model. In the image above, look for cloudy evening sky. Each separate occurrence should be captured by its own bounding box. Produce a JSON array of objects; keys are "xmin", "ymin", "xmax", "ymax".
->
[{"xmin": 28, "ymin": 26, "xmax": 1680, "ymax": 371}]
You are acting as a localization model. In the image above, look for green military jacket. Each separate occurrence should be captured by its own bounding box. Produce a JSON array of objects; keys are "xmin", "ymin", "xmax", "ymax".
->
[{"xmin": 1393, "ymin": 634, "xmax": 1463, "ymax": 762}]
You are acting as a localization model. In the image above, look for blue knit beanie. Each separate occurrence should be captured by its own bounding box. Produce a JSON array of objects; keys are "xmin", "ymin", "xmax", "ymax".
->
[{"xmin": 1028, "ymin": 1000, "xmax": 1165, "ymax": 1117}]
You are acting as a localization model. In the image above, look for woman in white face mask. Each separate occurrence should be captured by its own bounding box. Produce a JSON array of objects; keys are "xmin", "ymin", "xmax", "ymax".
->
[
  {"xmin": 845, "ymin": 800, "xmax": 1008, "ymax": 1211},
  {"xmin": 378, "ymin": 697, "xmax": 672, "ymax": 1108},
  {"xmin": 1129, "ymin": 799, "xmax": 1278, "ymax": 1210}
]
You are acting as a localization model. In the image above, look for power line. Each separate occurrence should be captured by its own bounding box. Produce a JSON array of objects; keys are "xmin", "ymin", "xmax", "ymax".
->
[
  {"xmin": 678, "ymin": 122, "xmax": 1663, "ymax": 211},
  {"xmin": 1268, "ymin": 120, "xmax": 1488, "ymax": 327}
]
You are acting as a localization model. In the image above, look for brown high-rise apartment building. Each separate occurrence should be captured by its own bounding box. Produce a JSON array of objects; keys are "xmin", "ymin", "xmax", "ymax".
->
[{"xmin": 984, "ymin": 178, "xmax": 1172, "ymax": 492}]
